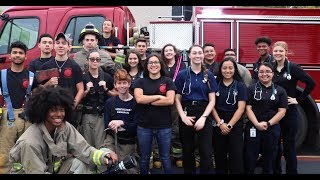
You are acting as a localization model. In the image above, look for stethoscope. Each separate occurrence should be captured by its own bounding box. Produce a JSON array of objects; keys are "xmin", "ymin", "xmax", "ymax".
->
[
  {"xmin": 182, "ymin": 67, "xmax": 191, "ymax": 95},
  {"xmin": 284, "ymin": 60, "xmax": 291, "ymax": 80},
  {"xmin": 254, "ymin": 81, "xmax": 277, "ymax": 101},
  {"xmin": 182, "ymin": 66, "xmax": 209, "ymax": 95},
  {"xmin": 216, "ymin": 80, "xmax": 238, "ymax": 105},
  {"xmin": 254, "ymin": 55, "xmax": 272, "ymax": 73}
]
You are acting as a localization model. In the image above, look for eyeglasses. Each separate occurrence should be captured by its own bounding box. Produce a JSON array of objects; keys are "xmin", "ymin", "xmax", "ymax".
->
[
  {"xmin": 258, "ymin": 71, "xmax": 273, "ymax": 74},
  {"xmin": 88, "ymin": 57, "xmax": 101, "ymax": 62},
  {"xmin": 147, "ymin": 61, "xmax": 160, "ymax": 65}
]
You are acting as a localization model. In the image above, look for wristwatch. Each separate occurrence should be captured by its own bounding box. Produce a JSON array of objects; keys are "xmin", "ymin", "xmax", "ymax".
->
[
  {"xmin": 227, "ymin": 124, "xmax": 233, "ymax": 129},
  {"xmin": 267, "ymin": 121, "xmax": 271, "ymax": 127}
]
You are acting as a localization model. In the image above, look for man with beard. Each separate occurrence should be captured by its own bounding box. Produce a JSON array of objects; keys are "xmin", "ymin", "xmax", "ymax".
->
[
  {"xmin": 0, "ymin": 41, "xmax": 38, "ymax": 174},
  {"xmin": 28, "ymin": 34, "xmax": 54, "ymax": 74}
]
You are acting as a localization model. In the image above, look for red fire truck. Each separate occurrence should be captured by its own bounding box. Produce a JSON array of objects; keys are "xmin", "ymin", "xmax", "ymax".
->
[
  {"xmin": 195, "ymin": 6, "xmax": 320, "ymax": 151},
  {"xmin": 149, "ymin": 6, "xmax": 320, "ymax": 151}
]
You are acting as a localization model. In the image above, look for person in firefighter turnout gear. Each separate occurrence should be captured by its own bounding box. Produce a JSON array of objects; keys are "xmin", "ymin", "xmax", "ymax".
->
[
  {"xmin": 9, "ymin": 86, "xmax": 118, "ymax": 174},
  {"xmin": 74, "ymin": 23, "xmax": 116, "ymax": 76},
  {"xmin": 0, "ymin": 41, "xmax": 38, "ymax": 174}
]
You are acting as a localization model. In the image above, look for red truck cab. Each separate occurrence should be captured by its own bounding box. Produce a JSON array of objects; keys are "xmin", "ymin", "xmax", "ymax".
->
[{"xmin": 0, "ymin": 6, "xmax": 135, "ymax": 69}]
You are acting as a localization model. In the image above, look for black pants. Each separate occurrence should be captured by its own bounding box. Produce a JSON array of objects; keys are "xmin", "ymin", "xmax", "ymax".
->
[
  {"xmin": 69, "ymin": 110, "xmax": 82, "ymax": 128},
  {"xmin": 244, "ymin": 123, "xmax": 280, "ymax": 174},
  {"xmin": 275, "ymin": 105, "xmax": 298, "ymax": 174},
  {"xmin": 213, "ymin": 110, "xmax": 244, "ymax": 174},
  {"xmin": 179, "ymin": 102, "xmax": 213, "ymax": 174}
]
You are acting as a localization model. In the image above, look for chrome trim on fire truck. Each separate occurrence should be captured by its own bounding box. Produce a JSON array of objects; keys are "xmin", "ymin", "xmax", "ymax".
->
[
  {"xmin": 236, "ymin": 21, "xmax": 239, "ymax": 62},
  {"xmin": 151, "ymin": 24, "xmax": 155, "ymax": 44},
  {"xmin": 126, "ymin": 22, "xmax": 129, "ymax": 46},
  {"xmin": 301, "ymin": 68, "xmax": 320, "ymax": 71},
  {"xmin": 237, "ymin": 20, "xmax": 320, "ymax": 25},
  {"xmin": 196, "ymin": 14, "xmax": 320, "ymax": 21},
  {"xmin": 194, "ymin": 16, "xmax": 200, "ymax": 45}
]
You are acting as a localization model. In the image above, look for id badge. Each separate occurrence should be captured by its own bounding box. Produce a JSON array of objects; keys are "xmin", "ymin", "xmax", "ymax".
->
[{"xmin": 250, "ymin": 127, "xmax": 256, "ymax": 137}]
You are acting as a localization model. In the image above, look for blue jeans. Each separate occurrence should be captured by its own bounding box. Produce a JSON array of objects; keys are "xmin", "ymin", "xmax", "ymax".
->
[{"xmin": 137, "ymin": 126, "xmax": 172, "ymax": 174}]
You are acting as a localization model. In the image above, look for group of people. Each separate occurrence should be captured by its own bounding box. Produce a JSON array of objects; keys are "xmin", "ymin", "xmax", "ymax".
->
[{"xmin": 0, "ymin": 17, "xmax": 315, "ymax": 175}]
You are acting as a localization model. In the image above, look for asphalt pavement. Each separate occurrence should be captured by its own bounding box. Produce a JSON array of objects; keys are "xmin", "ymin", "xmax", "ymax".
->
[{"xmin": 150, "ymin": 155, "xmax": 320, "ymax": 174}]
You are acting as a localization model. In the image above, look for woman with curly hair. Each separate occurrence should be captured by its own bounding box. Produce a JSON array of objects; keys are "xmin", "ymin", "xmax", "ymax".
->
[{"xmin": 9, "ymin": 86, "xmax": 118, "ymax": 174}]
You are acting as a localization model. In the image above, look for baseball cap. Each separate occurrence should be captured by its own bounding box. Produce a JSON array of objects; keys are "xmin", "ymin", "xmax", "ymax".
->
[{"xmin": 55, "ymin": 32, "xmax": 72, "ymax": 44}]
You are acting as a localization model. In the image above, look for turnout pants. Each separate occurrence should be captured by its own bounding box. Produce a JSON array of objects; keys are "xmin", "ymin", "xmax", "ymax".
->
[
  {"xmin": 79, "ymin": 113, "xmax": 106, "ymax": 149},
  {"xmin": 0, "ymin": 108, "xmax": 31, "ymax": 174}
]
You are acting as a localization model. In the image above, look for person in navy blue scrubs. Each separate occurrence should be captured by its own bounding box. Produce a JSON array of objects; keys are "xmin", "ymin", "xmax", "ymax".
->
[
  {"xmin": 212, "ymin": 57, "xmax": 247, "ymax": 174},
  {"xmin": 174, "ymin": 45, "xmax": 218, "ymax": 174}
]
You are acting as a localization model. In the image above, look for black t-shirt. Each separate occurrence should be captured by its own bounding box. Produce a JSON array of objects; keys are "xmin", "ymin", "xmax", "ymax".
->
[
  {"xmin": 128, "ymin": 71, "xmax": 143, "ymax": 96},
  {"xmin": 204, "ymin": 61, "xmax": 220, "ymax": 76},
  {"xmin": 247, "ymin": 82, "xmax": 288, "ymax": 122},
  {"xmin": 0, "ymin": 68, "xmax": 38, "ymax": 108},
  {"xmin": 41, "ymin": 58, "xmax": 83, "ymax": 97},
  {"xmin": 133, "ymin": 76, "xmax": 176, "ymax": 128},
  {"xmin": 98, "ymin": 35, "xmax": 121, "ymax": 53},
  {"xmin": 28, "ymin": 56, "xmax": 54, "ymax": 73},
  {"xmin": 82, "ymin": 71, "xmax": 114, "ymax": 109},
  {"xmin": 104, "ymin": 96, "xmax": 138, "ymax": 137},
  {"xmin": 165, "ymin": 60, "xmax": 187, "ymax": 80}
]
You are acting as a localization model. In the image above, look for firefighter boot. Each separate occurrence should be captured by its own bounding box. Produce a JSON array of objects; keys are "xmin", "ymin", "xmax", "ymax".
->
[{"xmin": 176, "ymin": 159, "xmax": 183, "ymax": 168}]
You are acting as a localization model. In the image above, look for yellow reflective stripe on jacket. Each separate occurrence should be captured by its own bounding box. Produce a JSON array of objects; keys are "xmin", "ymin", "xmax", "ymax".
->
[
  {"xmin": 13, "ymin": 163, "xmax": 23, "ymax": 171},
  {"xmin": 171, "ymin": 147, "xmax": 182, "ymax": 154},
  {"xmin": 54, "ymin": 158, "xmax": 63, "ymax": 173},
  {"xmin": 93, "ymin": 150, "xmax": 105, "ymax": 166}
]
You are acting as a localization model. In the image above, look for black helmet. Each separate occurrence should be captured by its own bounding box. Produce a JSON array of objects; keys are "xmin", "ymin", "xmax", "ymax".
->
[{"xmin": 78, "ymin": 23, "xmax": 101, "ymax": 43}]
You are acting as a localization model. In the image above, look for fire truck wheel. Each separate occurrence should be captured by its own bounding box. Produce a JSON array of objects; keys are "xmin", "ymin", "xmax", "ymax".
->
[{"xmin": 296, "ymin": 104, "xmax": 308, "ymax": 149}]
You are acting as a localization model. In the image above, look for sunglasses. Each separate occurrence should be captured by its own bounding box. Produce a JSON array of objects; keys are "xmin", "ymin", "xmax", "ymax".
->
[{"xmin": 88, "ymin": 57, "xmax": 101, "ymax": 62}]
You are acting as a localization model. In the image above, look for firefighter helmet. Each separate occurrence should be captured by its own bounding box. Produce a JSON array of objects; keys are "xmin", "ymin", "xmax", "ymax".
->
[{"xmin": 78, "ymin": 23, "xmax": 101, "ymax": 43}]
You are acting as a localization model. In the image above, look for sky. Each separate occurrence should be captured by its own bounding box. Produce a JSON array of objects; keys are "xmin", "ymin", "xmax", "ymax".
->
[{"xmin": 0, "ymin": 6, "xmax": 10, "ymax": 12}]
